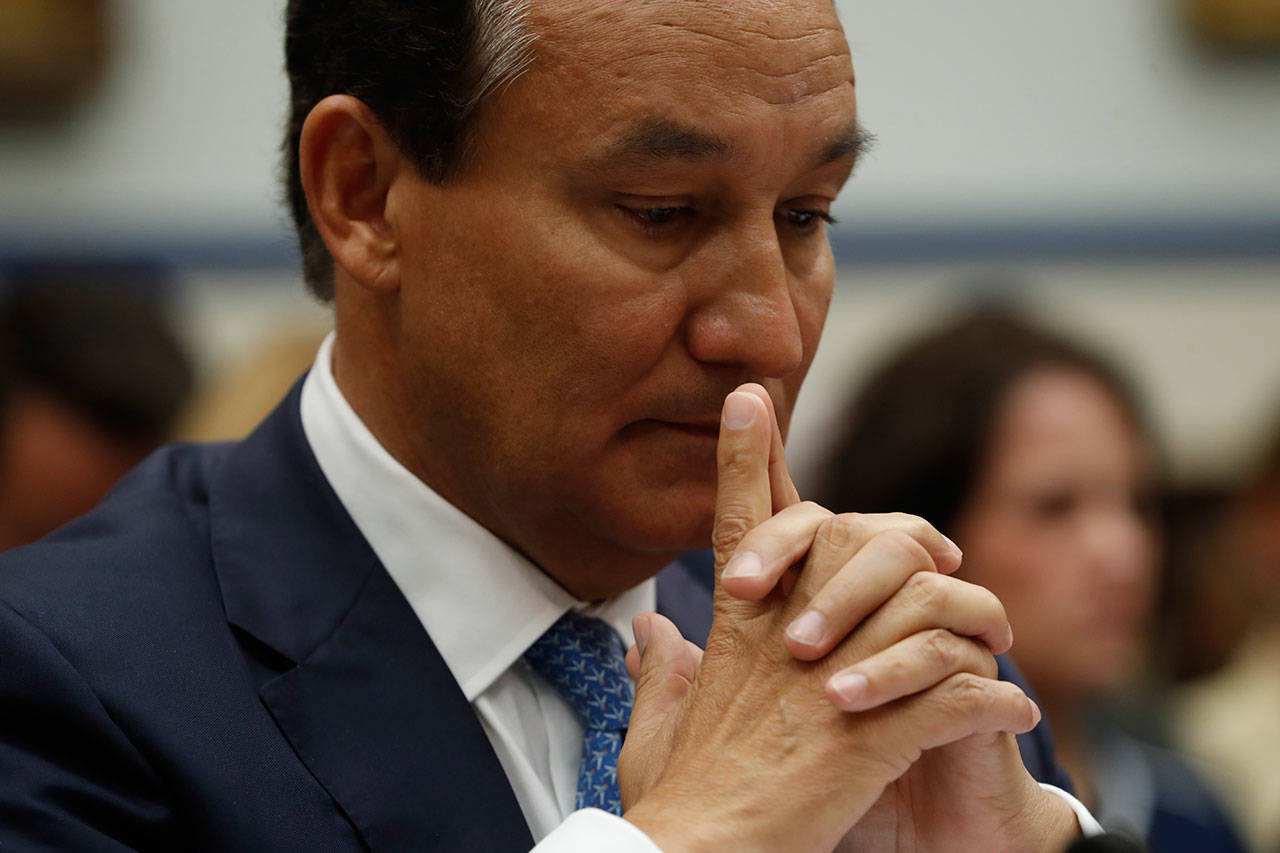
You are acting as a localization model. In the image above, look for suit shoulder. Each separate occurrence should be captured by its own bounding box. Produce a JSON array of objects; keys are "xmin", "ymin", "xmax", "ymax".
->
[{"xmin": 0, "ymin": 440, "xmax": 235, "ymax": 649}]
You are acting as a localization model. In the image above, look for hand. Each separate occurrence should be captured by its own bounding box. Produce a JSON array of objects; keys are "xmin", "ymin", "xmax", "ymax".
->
[
  {"xmin": 619, "ymin": 385, "xmax": 1045, "ymax": 852},
  {"xmin": 708, "ymin": 385, "xmax": 1080, "ymax": 851}
]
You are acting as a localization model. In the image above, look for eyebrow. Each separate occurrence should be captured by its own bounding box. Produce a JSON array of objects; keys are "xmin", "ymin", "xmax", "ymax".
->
[
  {"xmin": 609, "ymin": 117, "xmax": 733, "ymax": 162},
  {"xmin": 819, "ymin": 121, "xmax": 874, "ymax": 167},
  {"xmin": 602, "ymin": 115, "xmax": 872, "ymax": 169}
]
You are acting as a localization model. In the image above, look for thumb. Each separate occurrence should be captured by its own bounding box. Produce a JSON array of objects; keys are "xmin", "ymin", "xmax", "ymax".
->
[
  {"xmin": 626, "ymin": 613, "xmax": 702, "ymax": 742},
  {"xmin": 620, "ymin": 613, "xmax": 702, "ymax": 809}
]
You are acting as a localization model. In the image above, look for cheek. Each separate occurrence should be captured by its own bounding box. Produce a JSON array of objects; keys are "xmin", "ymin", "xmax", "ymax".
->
[{"xmin": 501, "ymin": 241, "xmax": 690, "ymax": 401}]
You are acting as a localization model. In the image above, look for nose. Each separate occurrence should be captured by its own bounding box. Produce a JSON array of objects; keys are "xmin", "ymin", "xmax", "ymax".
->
[
  {"xmin": 1084, "ymin": 501, "xmax": 1156, "ymax": 591},
  {"xmin": 681, "ymin": 218, "xmax": 809, "ymax": 379}
]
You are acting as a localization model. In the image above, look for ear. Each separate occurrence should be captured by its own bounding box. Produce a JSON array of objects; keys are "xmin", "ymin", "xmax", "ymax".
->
[{"xmin": 299, "ymin": 94, "xmax": 403, "ymax": 293}]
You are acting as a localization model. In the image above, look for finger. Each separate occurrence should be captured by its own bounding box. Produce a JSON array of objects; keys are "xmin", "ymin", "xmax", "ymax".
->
[
  {"xmin": 783, "ymin": 529, "xmax": 938, "ymax": 660},
  {"xmin": 825, "ymin": 630, "xmax": 999, "ymax": 712},
  {"xmin": 901, "ymin": 673, "xmax": 1043, "ymax": 747},
  {"xmin": 735, "ymin": 383, "xmax": 800, "ymax": 512},
  {"xmin": 712, "ymin": 389, "xmax": 774, "ymax": 575},
  {"xmin": 627, "ymin": 613, "xmax": 702, "ymax": 744},
  {"xmin": 803, "ymin": 512, "xmax": 964, "ymax": 589},
  {"xmin": 800, "ymin": 570, "xmax": 1013, "ymax": 663},
  {"xmin": 721, "ymin": 500, "xmax": 832, "ymax": 601}
]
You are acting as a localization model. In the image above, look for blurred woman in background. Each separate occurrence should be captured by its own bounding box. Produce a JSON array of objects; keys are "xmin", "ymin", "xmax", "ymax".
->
[{"xmin": 818, "ymin": 308, "xmax": 1244, "ymax": 851}]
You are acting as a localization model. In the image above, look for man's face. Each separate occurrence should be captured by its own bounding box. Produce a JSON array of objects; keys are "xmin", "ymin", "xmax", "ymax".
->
[{"xmin": 382, "ymin": 0, "xmax": 858, "ymax": 593}]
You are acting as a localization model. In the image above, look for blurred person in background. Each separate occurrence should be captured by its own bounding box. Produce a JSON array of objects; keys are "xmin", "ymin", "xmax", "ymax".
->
[
  {"xmin": 817, "ymin": 308, "xmax": 1245, "ymax": 852},
  {"xmin": 0, "ymin": 267, "xmax": 193, "ymax": 551},
  {"xmin": 173, "ymin": 327, "xmax": 327, "ymax": 442},
  {"xmin": 1172, "ymin": 402, "xmax": 1280, "ymax": 853}
]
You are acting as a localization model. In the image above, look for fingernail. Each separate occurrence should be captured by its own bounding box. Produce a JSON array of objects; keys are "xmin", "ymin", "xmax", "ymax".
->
[
  {"xmin": 633, "ymin": 615, "xmax": 651, "ymax": 656},
  {"xmin": 830, "ymin": 671, "xmax": 869, "ymax": 706},
  {"xmin": 1029, "ymin": 698, "xmax": 1042, "ymax": 727},
  {"xmin": 786, "ymin": 609, "xmax": 826, "ymax": 647},
  {"xmin": 722, "ymin": 392, "xmax": 756, "ymax": 430},
  {"xmin": 723, "ymin": 551, "xmax": 764, "ymax": 581},
  {"xmin": 942, "ymin": 534, "xmax": 962, "ymax": 559}
]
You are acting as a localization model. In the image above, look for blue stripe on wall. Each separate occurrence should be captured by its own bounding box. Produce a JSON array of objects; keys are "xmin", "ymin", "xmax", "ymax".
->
[{"xmin": 1, "ymin": 215, "xmax": 1277, "ymax": 274}]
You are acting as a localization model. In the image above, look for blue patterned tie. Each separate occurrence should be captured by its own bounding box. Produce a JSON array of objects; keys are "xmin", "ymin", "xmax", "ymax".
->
[{"xmin": 523, "ymin": 610, "xmax": 634, "ymax": 815}]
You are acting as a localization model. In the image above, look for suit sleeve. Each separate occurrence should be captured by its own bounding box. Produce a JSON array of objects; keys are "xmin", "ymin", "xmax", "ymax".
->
[{"xmin": 0, "ymin": 600, "xmax": 173, "ymax": 851}]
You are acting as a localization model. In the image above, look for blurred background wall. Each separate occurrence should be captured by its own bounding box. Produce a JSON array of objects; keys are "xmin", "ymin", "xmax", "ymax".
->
[
  {"xmin": 2, "ymin": 0, "xmax": 1276, "ymax": 475},
  {"xmin": 0, "ymin": 0, "xmax": 1276, "ymax": 464}
]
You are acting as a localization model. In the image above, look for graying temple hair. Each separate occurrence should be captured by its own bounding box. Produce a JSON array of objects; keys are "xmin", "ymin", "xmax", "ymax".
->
[
  {"xmin": 465, "ymin": 0, "xmax": 539, "ymax": 117},
  {"xmin": 290, "ymin": 0, "xmax": 537, "ymax": 301}
]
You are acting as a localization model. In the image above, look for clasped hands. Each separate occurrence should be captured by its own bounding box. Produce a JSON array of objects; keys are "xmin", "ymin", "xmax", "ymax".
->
[{"xmin": 620, "ymin": 384, "xmax": 1079, "ymax": 852}]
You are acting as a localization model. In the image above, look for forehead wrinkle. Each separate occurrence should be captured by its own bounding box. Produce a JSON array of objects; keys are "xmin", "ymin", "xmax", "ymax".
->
[{"xmin": 530, "ymin": 0, "xmax": 852, "ymax": 82}]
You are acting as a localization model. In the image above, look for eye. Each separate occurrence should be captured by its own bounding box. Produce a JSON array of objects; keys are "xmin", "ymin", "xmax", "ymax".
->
[
  {"xmin": 779, "ymin": 207, "xmax": 838, "ymax": 233},
  {"xmin": 615, "ymin": 204, "xmax": 694, "ymax": 234},
  {"xmin": 1029, "ymin": 491, "xmax": 1077, "ymax": 521}
]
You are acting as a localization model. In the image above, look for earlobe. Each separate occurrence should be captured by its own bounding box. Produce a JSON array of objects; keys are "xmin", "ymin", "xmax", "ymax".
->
[{"xmin": 299, "ymin": 94, "xmax": 402, "ymax": 293}]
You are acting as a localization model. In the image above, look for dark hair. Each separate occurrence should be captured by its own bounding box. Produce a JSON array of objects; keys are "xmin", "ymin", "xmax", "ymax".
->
[
  {"xmin": 282, "ymin": 0, "xmax": 535, "ymax": 300},
  {"xmin": 0, "ymin": 270, "xmax": 193, "ymax": 444},
  {"xmin": 815, "ymin": 308, "xmax": 1149, "ymax": 534}
]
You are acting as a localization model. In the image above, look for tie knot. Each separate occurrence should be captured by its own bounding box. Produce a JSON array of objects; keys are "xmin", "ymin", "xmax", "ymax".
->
[{"xmin": 523, "ymin": 610, "xmax": 633, "ymax": 732}]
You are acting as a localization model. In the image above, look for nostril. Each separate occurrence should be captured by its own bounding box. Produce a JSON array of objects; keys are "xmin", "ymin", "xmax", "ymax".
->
[{"xmin": 683, "ymin": 295, "xmax": 805, "ymax": 377}]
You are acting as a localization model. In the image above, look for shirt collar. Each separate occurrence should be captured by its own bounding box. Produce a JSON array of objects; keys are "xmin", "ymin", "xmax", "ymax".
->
[{"xmin": 299, "ymin": 333, "xmax": 654, "ymax": 700}]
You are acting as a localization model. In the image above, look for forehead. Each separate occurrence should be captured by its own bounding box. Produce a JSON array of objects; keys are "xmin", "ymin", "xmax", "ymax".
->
[
  {"xmin": 518, "ymin": 0, "xmax": 855, "ymax": 143},
  {"xmin": 993, "ymin": 370, "xmax": 1141, "ymax": 467}
]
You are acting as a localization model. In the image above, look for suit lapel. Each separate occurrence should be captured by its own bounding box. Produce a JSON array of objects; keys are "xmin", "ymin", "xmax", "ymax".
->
[
  {"xmin": 209, "ymin": 379, "xmax": 532, "ymax": 851},
  {"xmin": 655, "ymin": 555, "xmax": 714, "ymax": 649}
]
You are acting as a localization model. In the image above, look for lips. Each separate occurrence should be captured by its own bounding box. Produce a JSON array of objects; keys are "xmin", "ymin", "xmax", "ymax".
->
[
  {"xmin": 660, "ymin": 420, "xmax": 721, "ymax": 441},
  {"xmin": 622, "ymin": 418, "xmax": 721, "ymax": 443}
]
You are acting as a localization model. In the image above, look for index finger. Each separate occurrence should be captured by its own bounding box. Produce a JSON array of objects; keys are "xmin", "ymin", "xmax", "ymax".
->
[
  {"xmin": 712, "ymin": 389, "xmax": 774, "ymax": 575},
  {"xmin": 735, "ymin": 383, "xmax": 801, "ymax": 513}
]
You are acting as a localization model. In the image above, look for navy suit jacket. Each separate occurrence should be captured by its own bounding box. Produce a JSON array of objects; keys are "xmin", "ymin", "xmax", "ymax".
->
[{"xmin": 0, "ymin": 381, "xmax": 1070, "ymax": 850}]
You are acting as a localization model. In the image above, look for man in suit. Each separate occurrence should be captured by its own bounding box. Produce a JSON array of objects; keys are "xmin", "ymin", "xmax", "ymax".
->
[{"xmin": 0, "ymin": 0, "xmax": 1096, "ymax": 849}]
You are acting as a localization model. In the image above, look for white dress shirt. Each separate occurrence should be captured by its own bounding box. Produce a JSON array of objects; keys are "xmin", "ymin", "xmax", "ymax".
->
[{"xmin": 298, "ymin": 332, "xmax": 1099, "ymax": 849}]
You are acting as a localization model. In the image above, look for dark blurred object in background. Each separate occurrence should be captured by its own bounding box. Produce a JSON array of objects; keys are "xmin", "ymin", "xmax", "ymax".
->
[
  {"xmin": 1156, "ymin": 485, "xmax": 1253, "ymax": 682},
  {"xmin": 0, "ymin": 0, "xmax": 110, "ymax": 119},
  {"xmin": 817, "ymin": 305, "xmax": 1246, "ymax": 852},
  {"xmin": 1189, "ymin": 0, "xmax": 1280, "ymax": 51},
  {"xmin": 1171, "ymin": 399, "xmax": 1280, "ymax": 853},
  {"xmin": 0, "ymin": 263, "xmax": 192, "ymax": 551}
]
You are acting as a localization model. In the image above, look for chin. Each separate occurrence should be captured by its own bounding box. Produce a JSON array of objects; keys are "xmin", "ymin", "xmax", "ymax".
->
[{"xmin": 592, "ymin": 483, "xmax": 717, "ymax": 557}]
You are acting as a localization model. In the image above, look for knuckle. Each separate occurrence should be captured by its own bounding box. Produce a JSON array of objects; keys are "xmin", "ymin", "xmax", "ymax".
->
[
  {"xmin": 718, "ymin": 441, "xmax": 757, "ymax": 471},
  {"xmin": 921, "ymin": 628, "xmax": 958, "ymax": 671},
  {"xmin": 881, "ymin": 653, "xmax": 910, "ymax": 685},
  {"xmin": 876, "ymin": 528, "xmax": 921, "ymax": 562},
  {"xmin": 704, "ymin": 618, "xmax": 754, "ymax": 667},
  {"xmin": 798, "ymin": 500, "xmax": 833, "ymax": 519},
  {"xmin": 711, "ymin": 513, "xmax": 754, "ymax": 557},
  {"xmin": 948, "ymin": 672, "xmax": 994, "ymax": 712},
  {"xmin": 888, "ymin": 512, "xmax": 937, "ymax": 541},
  {"xmin": 817, "ymin": 512, "xmax": 863, "ymax": 552},
  {"xmin": 903, "ymin": 568, "xmax": 946, "ymax": 610}
]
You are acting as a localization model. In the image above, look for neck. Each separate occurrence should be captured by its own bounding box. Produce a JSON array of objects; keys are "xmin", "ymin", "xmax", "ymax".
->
[{"xmin": 1036, "ymin": 688, "xmax": 1098, "ymax": 810}]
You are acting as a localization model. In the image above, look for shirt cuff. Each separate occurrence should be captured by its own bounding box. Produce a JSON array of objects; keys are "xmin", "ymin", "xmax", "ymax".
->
[
  {"xmin": 1040, "ymin": 782, "xmax": 1105, "ymax": 837},
  {"xmin": 532, "ymin": 808, "xmax": 664, "ymax": 853},
  {"xmin": 536, "ymin": 789, "xmax": 1100, "ymax": 850}
]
